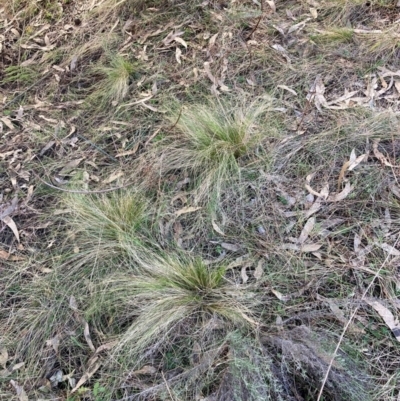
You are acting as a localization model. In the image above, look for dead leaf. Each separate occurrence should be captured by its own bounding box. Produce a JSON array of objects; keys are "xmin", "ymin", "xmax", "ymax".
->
[
  {"xmin": 174, "ymin": 37, "xmax": 187, "ymax": 48},
  {"xmin": 301, "ymin": 243, "xmax": 322, "ymax": 252},
  {"xmin": 71, "ymin": 360, "xmax": 102, "ymax": 393},
  {"xmin": 175, "ymin": 206, "xmax": 202, "ymax": 217},
  {"xmin": 204, "ymin": 62, "xmax": 217, "ymax": 85},
  {"xmin": 221, "ymin": 243, "xmax": 240, "ymax": 252},
  {"xmin": 241, "ymin": 266, "xmax": 249, "ymax": 284},
  {"xmin": 226, "ymin": 254, "xmax": 249, "ymax": 269},
  {"xmin": 271, "ymin": 289, "xmax": 290, "ymax": 302},
  {"xmin": 373, "ymin": 140, "xmax": 400, "ymax": 168},
  {"xmin": 391, "ymin": 184, "xmax": 400, "ymax": 199},
  {"xmin": 305, "ymin": 197, "xmax": 322, "ymax": 218},
  {"xmin": 131, "ymin": 365, "xmax": 157, "ymax": 375},
  {"xmin": 271, "ymin": 44, "xmax": 291, "ymax": 63},
  {"xmin": 84, "ymin": 321, "xmax": 95, "ymax": 352},
  {"xmin": 208, "ymin": 33, "xmax": 218, "ymax": 48},
  {"xmin": 0, "ymin": 117, "xmax": 15, "ymax": 130},
  {"xmin": 365, "ymin": 299, "xmax": 400, "ymax": 342},
  {"xmin": 277, "ymin": 85, "xmax": 297, "ymax": 96},
  {"xmin": 266, "ymin": 0, "xmax": 276, "ymax": 12},
  {"xmin": 1, "ymin": 216, "xmax": 20, "ymax": 242},
  {"xmin": 69, "ymin": 295, "xmax": 79, "ymax": 311},
  {"xmin": 298, "ymin": 217, "xmax": 315, "ymax": 244},
  {"xmin": 162, "ymin": 30, "xmax": 184, "ymax": 46},
  {"xmin": 327, "ymin": 182, "xmax": 353, "ymax": 202},
  {"xmin": 11, "ymin": 362, "xmax": 24, "ymax": 372},
  {"xmin": 46, "ymin": 335, "xmax": 60, "ymax": 353},
  {"xmin": 115, "ymin": 143, "xmax": 139, "ymax": 157},
  {"xmin": 40, "ymin": 140, "xmax": 56, "ymax": 156},
  {"xmin": 59, "ymin": 158, "xmax": 83, "ymax": 175},
  {"xmin": 103, "ymin": 170, "xmax": 124, "ymax": 184},
  {"xmin": 0, "ymin": 249, "xmax": 24, "ymax": 261},
  {"xmin": 376, "ymin": 243, "xmax": 400, "ymax": 256},
  {"xmin": 175, "ymin": 46, "xmax": 182, "ymax": 64},
  {"xmin": 0, "ymin": 348, "xmax": 8, "ymax": 368},
  {"xmin": 93, "ymin": 341, "xmax": 117, "ymax": 355},
  {"xmin": 254, "ymin": 260, "xmax": 264, "ymax": 280},
  {"xmin": 10, "ymin": 380, "xmax": 28, "ymax": 401},
  {"xmin": 211, "ymin": 220, "xmax": 225, "ymax": 236},
  {"xmin": 310, "ymin": 7, "xmax": 318, "ymax": 18}
]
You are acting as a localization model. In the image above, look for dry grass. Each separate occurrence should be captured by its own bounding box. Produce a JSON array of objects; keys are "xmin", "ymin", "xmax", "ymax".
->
[
  {"xmin": 155, "ymin": 97, "xmax": 279, "ymax": 203},
  {"xmin": 2, "ymin": 0, "xmax": 400, "ymax": 400}
]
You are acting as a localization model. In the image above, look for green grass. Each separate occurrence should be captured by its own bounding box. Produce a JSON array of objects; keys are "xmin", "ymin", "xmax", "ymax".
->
[
  {"xmin": 3, "ymin": 0, "xmax": 400, "ymax": 399},
  {"xmin": 157, "ymin": 98, "xmax": 279, "ymax": 202},
  {"xmin": 2, "ymin": 65, "xmax": 38, "ymax": 86},
  {"xmin": 93, "ymin": 54, "xmax": 137, "ymax": 103}
]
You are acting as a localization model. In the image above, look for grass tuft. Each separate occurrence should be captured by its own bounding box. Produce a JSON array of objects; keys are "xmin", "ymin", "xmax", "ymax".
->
[
  {"xmin": 93, "ymin": 54, "xmax": 137, "ymax": 104},
  {"xmin": 90, "ymin": 253, "xmax": 259, "ymax": 365},
  {"xmin": 63, "ymin": 190, "xmax": 152, "ymax": 276},
  {"xmin": 158, "ymin": 98, "xmax": 278, "ymax": 202}
]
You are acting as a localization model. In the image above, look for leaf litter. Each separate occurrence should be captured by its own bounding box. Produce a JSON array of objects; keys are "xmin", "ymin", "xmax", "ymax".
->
[{"xmin": 2, "ymin": 0, "xmax": 400, "ymax": 400}]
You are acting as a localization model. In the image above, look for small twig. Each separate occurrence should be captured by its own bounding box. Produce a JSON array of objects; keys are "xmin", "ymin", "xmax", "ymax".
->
[
  {"xmin": 33, "ymin": 171, "xmax": 133, "ymax": 194},
  {"xmin": 169, "ymin": 108, "xmax": 182, "ymax": 131},
  {"xmin": 161, "ymin": 371, "xmax": 176, "ymax": 401},
  {"xmin": 246, "ymin": 0, "xmax": 264, "ymax": 40},
  {"xmin": 245, "ymin": 0, "xmax": 263, "ymax": 69},
  {"xmin": 296, "ymin": 90, "xmax": 315, "ymax": 132},
  {"xmin": 316, "ymin": 233, "xmax": 400, "ymax": 401}
]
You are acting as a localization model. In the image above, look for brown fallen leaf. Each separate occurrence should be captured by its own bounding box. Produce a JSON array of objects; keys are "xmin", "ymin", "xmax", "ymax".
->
[
  {"xmin": 115, "ymin": 143, "xmax": 139, "ymax": 157},
  {"xmin": 298, "ymin": 217, "xmax": 315, "ymax": 244},
  {"xmin": 1, "ymin": 216, "xmax": 20, "ymax": 242},
  {"xmin": 271, "ymin": 289, "xmax": 290, "ymax": 302},
  {"xmin": 211, "ymin": 220, "xmax": 225, "ymax": 236},
  {"xmin": 373, "ymin": 140, "xmax": 400, "ymax": 168},
  {"xmin": 301, "ymin": 243, "xmax": 322, "ymax": 253},
  {"xmin": 10, "ymin": 380, "xmax": 28, "ymax": 401},
  {"xmin": 46, "ymin": 335, "xmax": 60, "ymax": 353},
  {"xmin": 175, "ymin": 206, "xmax": 202, "ymax": 217},
  {"xmin": 338, "ymin": 149, "xmax": 366, "ymax": 190},
  {"xmin": 103, "ymin": 170, "xmax": 124, "ymax": 184},
  {"xmin": 93, "ymin": 341, "xmax": 117, "ymax": 355},
  {"xmin": 0, "ymin": 249, "xmax": 24, "ymax": 261},
  {"xmin": 0, "ymin": 348, "xmax": 8, "ymax": 367},
  {"xmin": 59, "ymin": 158, "xmax": 83, "ymax": 175},
  {"xmin": 254, "ymin": 260, "xmax": 264, "ymax": 280},
  {"xmin": 365, "ymin": 299, "xmax": 400, "ymax": 342},
  {"xmin": 71, "ymin": 359, "xmax": 102, "ymax": 393},
  {"xmin": 241, "ymin": 266, "xmax": 249, "ymax": 284},
  {"xmin": 375, "ymin": 242, "xmax": 400, "ymax": 256},
  {"xmin": 69, "ymin": 295, "xmax": 79, "ymax": 311},
  {"xmin": 226, "ymin": 254, "xmax": 250, "ymax": 269},
  {"xmin": 221, "ymin": 243, "xmax": 240, "ymax": 252},
  {"xmin": 327, "ymin": 182, "xmax": 353, "ymax": 202},
  {"xmin": 11, "ymin": 362, "xmax": 25, "ymax": 372},
  {"xmin": 0, "ymin": 117, "xmax": 15, "ymax": 130},
  {"xmin": 83, "ymin": 321, "xmax": 95, "ymax": 352},
  {"xmin": 131, "ymin": 365, "xmax": 157, "ymax": 376},
  {"xmin": 174, "ymin": 37, "xmax": 187, "ymax": 48},
  {"xmin": 391, "ymin": 184, "xmax": 400, "ymax": 199},
  {"xmin": 175, "ymin": 46, "xmax": 182, "ymax": 64},
  {"xmin": 266, "ymin": 0, "xmax": 276, "ymax": 12}
]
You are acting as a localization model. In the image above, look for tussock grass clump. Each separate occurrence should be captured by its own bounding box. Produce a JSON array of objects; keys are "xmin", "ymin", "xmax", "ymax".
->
[
  {"xmin": 91, "ymin": 253, "xmax": 259, "ymax": 362},
  {"xmin": 91, "ymin": 54, "xmax": 136, "ymax": 104},
  {"xmin": 159, "ymin": 98, "xmax": 278, "ymax": 202},
  {"xmin": 64, "ymin": 190, "xmax": 151, "ymax": 272},
  {"xmin": 310, "ymin": 27, "xmax": 355, "ymax": 45},
  {"xmin": 3, "ymin": 65, "xmax": 39, "ymax": 86}
]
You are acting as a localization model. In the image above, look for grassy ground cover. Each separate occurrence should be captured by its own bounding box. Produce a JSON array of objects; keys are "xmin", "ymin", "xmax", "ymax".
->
[{"xmin": 1, "ymin": 0, "xmax": 400, "ymax": 400}]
